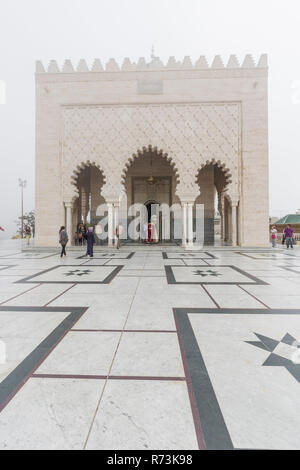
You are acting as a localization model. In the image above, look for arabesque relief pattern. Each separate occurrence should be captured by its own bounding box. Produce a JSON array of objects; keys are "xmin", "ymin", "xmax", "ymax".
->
[{"xmin": 62, "ymin": 102, "xmax": 240, "ymax": 202}]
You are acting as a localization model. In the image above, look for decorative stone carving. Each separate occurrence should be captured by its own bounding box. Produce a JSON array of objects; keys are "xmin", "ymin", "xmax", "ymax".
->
[{"xmin": 62, "ymin": 102, "xmax": 240, "ymax": 202}]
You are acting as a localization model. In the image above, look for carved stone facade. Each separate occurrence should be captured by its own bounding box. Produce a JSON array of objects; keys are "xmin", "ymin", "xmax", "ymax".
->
[{"xmin": 35, "ymin": 54, "xmax": 269, "ymax": 246}]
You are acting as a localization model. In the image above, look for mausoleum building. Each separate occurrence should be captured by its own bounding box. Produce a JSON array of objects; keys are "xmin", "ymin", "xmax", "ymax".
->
[{"xmin": 35, "ymin": 53, "xmax": 269, "ymax": 247}]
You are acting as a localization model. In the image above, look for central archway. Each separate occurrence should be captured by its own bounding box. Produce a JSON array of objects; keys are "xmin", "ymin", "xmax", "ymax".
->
[{"xmin": 123, "ymin": 146, "xmax": 180, "ymax": 243}]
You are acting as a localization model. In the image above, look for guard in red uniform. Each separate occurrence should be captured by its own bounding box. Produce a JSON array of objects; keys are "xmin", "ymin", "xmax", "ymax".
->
[{"xmin": 147, "ymin": 222, "xmax": 154, "ymax": 243}]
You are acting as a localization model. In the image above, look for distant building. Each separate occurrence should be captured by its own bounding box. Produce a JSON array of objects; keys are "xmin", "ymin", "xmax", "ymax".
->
[
  {"xmin": 274, "ymin": 214, "xmax": 300, "ymax": 225},
  {"xmin": 272, "ymin": 214, "xmax": 300, "ymax": 244}
]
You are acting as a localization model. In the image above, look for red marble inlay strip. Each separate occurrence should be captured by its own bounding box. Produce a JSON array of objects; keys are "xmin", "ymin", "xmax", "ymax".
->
[
  {"xmin": 201, "ymin": 285, "xmax": 221, "ymax": 309},
  {"xmin": 0, "ymin": 283, "xmax": 41, "ymax": 306},
  {"xmin": 238, "ymin": 285, "xmax": 271, "ymax": 309},
  {"xmin": 44, "ymin": 283, "xmax": 76, "ymax": 307},
  {"xmin": 70, "ymin": 329, "xmax": 177, "ymax": 333},
  {"xmin": 32, "ymin": 373, "xmax": 186, "ymax": 381}
]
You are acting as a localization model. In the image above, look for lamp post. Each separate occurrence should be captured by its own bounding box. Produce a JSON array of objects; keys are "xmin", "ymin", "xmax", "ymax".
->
[{"xmin": 18, "ymin": 178, "xmax": 26, "ymax": 238}]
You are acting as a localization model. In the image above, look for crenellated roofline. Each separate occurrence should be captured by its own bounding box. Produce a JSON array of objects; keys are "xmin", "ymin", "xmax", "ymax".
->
[{"xmin": 35, "ymin": 54, "xmax": 268, "ymax": 74}]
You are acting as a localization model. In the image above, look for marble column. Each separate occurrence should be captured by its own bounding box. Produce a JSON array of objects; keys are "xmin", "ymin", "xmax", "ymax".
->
[
  {"xmin": 81, "ymin": 188, "xmax": 88, "ymax": 224},
  {"xmin": 187, "ymin": 203, "xmax": 194, "ymax": 248},
  {"xmin": 220, "ymin": 193, "xmax": 225, "ymax": 242},
  {"xmin": 65, "ymin": 202, "xmax": 73, "ymax": 245},
  {"xmin": 231, "ymin": 202, "xmax": 238, "ymax": 247},
  {"xmin": 114, "ymin": 203, "xmax": 119, "ymax": 243},
  {"xmin": 181, "ymin": 203, "xmax": 187, "ymax": 247},
  {"xmin": 107, "ymin": 203, "xmax": 114, "ymax": 247}
]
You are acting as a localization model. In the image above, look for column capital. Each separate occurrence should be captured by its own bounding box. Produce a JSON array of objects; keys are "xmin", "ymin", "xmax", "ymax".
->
[
  {"xmin": 231, "ymin": 199, "xmax": 239, "ymax": 207},
  {"xmin": 180, "ymin": 198, "xmax": 195, "ymax": 205},
  {"xmin": 64, "ymin": 201, "xmax": 73, "ymax": 209}
]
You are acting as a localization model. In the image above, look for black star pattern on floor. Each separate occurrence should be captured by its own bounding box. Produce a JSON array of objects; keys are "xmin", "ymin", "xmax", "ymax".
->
[
  {"xmin": 245, "ymin": 332, "xmax": 300, "ymax": 382},
  {"xmin": 193, "ymin": 269, "xmax": 222, "ymax": 277},
  {"xmin": 180, "ymin": 254, "xmax": 196, "ymax": 257},
  {"xmin": 64, "ymin": 269, "xmax": 93, "ymax": 277}
]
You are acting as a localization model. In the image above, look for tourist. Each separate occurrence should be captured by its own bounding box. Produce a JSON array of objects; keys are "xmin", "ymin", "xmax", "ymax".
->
[
  {"xmin": 86, "ymin": 226, "xmax": 95, "ymax": 257},
  {"xmin": 25, "ymin": 225, "xmax": 31, "ymax": 246},
  {"xmin": 115, "ymin": 223, "xmax": 124, "ymax": 249},
  {"xmin": 82, "ymin": 224, "xmax": 88, "ymax": 245},
  {"xmin": 284, "ymin": 224, "xmax": 294, "ymax": 249},
  {"xmin": 147, "ymin": 221, "xmax": 154, "ymax": 243},
  {"xmin": 77, "ymin": 223, "xmax": 84, "ymax": 246},
  {"xmin": 270, "ymin": 226, "xmax": 277, "ymax": 248},
  {"xmin": 59, "ymin": 226, "xmax": 68, "ymax": 257}
]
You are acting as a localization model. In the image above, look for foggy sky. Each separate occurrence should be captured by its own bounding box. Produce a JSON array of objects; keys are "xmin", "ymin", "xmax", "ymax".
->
[{"xmin": 0, "ymin": 0, "xmax": 299, "ymax": 238}]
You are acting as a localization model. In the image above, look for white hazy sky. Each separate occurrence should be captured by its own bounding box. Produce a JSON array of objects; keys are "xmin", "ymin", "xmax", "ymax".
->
[{"xmin": 0, "ymin": 0, "xmax": 300, "ymax": 237}]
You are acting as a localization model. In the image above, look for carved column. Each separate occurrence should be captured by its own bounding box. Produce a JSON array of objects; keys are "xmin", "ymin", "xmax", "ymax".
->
[
  {"xmin": 107, "ymin": 203, "xmax": 114, "ymax": 247},
  {"xmin": 114, "ymin": 203, "xmax": 119, "ymax": 243},
  {"xmin": 65, "ymin": 201, "xmax": 73, "ymax": 245},
  {"xmin": 187, "ymin": 202, "xmax": 194, "ymax": 248},
  {"xmin": 231, "ymin": 200, "xmax": 239, "ymax": 247},
  {"xmin": 220, "ymin": 193, "xmax": 225, "ymax": 242},
  {"xmin": 181, "ymin": 203, "xmax": 187, "ymax": 247},
  {"xmin": 81, "ymin": 187, "xmax": 89, "ymax": 224}
]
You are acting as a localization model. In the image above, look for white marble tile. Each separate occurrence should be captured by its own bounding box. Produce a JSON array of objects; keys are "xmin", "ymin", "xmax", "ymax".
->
[
  {"xmin": 73, "ymin": 295, "xmax": 133, "ymax": 330},
  {"xmin": 36, "ymin": 331, "xmax": 121, "ymax": 375},
  {"xmin": 189, "ymin": 313, "xmax": 300, "ymax": 449},
  {"xmin": 211, "ymin": 294, "xmax": 266, "ymax": 308},
  {"xmin": 0, "ymin": 378, "xmax": 104, "ymax": 449},
  {"xmin": 111, "ymin": 332, "xmax": 184, "ymax": 377},
  {"xmin": 0, "ymin": 310, "xmax": 70, "ymax": 383},
  {"xmin": 126, "ymin": 292, "xmax": 214, "ymax": 330},
  {"xmin": 86, "ymin": 380, "xmax": 198, "ymax": 450}
]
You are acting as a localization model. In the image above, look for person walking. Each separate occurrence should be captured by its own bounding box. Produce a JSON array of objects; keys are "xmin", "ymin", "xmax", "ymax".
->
[
  {"xmin": 59, "ymin": 226, "xmax": 68, "ymax": 257},
  {"xmin": 77, "ymin": 223, "xmax": 84, "ymax": 246},
  {"xmin": 25, "ymin": 225, "xmax": 31, "ymax": 246},
  {"xmin": 115, "ymin": 223, "xmax": 124, "ymax": 249},
  {"xmin": 284, "ymin": 224, "xmax": 294, "ymax": 249},
  {"xmin": 270, "ymin": 226, "xmax": 277, "ymax": 248},
  {"xmin": 86, "ymin": 226, "xmax": 95, "ymax": 257}
]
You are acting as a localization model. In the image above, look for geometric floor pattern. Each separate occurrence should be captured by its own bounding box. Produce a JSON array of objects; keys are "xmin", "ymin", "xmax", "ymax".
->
[{"xmin": 1, "ymin": 241, "xmax": 300, "ymax": 449}]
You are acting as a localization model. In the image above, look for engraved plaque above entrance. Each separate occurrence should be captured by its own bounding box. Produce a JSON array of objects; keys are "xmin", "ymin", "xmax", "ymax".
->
[{"xmin": 137, "ymin": 80, "xmax": 163, "ymax": 94}]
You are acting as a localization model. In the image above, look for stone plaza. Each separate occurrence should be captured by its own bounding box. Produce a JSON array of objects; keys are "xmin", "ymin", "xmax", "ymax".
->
[
  {"xmin": 0, "ymin": 240, "xmax": 300, "ymax": 449},
  {"xmin": 1, "ymin": 51, "xmax": 298, "ymax": 451}
]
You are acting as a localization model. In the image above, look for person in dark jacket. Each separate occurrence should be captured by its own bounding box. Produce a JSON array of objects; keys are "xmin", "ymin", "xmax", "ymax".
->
[
  {"xmin": 86, "ymin": 226, "xmax": 95, "ymax": 257},
  {"xmin": 59, "ymin": 226, "xmax": 68, "ymax": 257},
  {"xmin": 284, "ymin": 224, "xmax": 294, "ymax": 249}
]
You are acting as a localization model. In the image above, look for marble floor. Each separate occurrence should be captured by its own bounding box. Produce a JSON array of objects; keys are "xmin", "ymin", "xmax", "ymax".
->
[{"xmin": 1, "ymin": 240, "xmax": 300, "ymax": 449}]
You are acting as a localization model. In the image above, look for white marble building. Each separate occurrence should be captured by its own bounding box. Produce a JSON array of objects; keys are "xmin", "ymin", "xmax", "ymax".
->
[{"xmin": 35, "ymin": 53, "xmax": 269, "ymax": 247}]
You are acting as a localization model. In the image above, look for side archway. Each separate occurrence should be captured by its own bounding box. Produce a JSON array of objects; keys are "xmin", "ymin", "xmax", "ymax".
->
[{"xmin": 194, "ymin": 159, "xmax": 238, "ymax": 246}]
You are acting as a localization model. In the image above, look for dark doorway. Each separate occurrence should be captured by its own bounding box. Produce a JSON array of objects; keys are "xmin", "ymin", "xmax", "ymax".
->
[{"xmin": 145, "ymin": 200, "xmax": 159, "ymax": 223}]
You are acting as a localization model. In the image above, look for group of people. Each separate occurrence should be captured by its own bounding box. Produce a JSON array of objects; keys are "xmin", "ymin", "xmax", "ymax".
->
[
  {"xmin": 270, "ymin": 224, "xmax": 295, "ymax": 249},
  {"xmin": 75, "ymin": 223, "xmax": 87, "ymax": 246},
  {"xmin": 59, "ymin": 224, "xmax": 96, "ymax": 258},
  {"xmin": 59, "ymin": 222, "xmax": 124, "ymax": 257}
]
